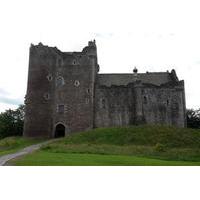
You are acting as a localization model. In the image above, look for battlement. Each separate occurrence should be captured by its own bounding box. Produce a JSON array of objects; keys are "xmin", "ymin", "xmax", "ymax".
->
[
  {"xmin": 30, "ymin": 40, "xmax": 97, "ymax": 57},
  {"xmin": 88, "ymin": 39, "xmax": 96, "ymax": 47}
]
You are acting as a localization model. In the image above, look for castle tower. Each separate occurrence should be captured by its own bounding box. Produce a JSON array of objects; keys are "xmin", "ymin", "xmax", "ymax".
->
[{"xmin": 23, "ymin": 41, "xmax": 99, "ymax": 138}]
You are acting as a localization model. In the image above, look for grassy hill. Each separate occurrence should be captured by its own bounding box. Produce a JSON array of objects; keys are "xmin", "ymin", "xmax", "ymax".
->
[
  {"xmin": 7, "ymin": 125, "xmax": 200, "ymax": 165},
  {"xmin": 60, "ymin": 125, "xmax": 200, "ymax": 147},
  {"xmin": 0, "ymin": 136, "xmax": 45, "ymax": 156}
]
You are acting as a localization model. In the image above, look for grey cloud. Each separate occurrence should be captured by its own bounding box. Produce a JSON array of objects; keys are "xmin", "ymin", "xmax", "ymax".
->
[
  {"xmin": 0, "ymin": 88, "xmax": 23, "ymax": 105},
  {"xmin": 94, "ymin": 33, "xmax": 114, "ymax": 38},
  {"xmin": 195, "ymin": 60, "xmax": 200, "ymax": 65},
  {"xmin": 169, "ymin": 33, "xmax": 175, "ymax": 37},
  {"xmin": 0, "ymin": 88, "xmax": 10, "ymax": 96},
  {"xmin": 0, "ymin": 96, "xmax": 23, "ymax": 105}
]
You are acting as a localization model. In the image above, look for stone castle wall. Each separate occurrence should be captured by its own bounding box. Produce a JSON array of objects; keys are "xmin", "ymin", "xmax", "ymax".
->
[
  {"xmin": 141, "ymin": 81, "xmax": 186, "ymax": 127},
  {"xmin": 23, "ymin": 41, "xmax": 186, "ymax": 138},
  {"xmin": 24, "ymin": 41, "xmax": 98, "ymax": 138},
  {"xmin": 94, "ymin": 80, "xmax": 186, "ymax": 128},
  {"xmin": 94, "ymin": 85, "xmax": 136, "ymax": 127},
  {"xmin": 23, "ymin": 44, "xmax": 55, "ymax": 137}
]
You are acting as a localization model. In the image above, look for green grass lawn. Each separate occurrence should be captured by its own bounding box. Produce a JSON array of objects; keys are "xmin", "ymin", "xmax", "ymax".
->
[
  {"xmin": 9, "ymin": 151, "xmax": 200, "ymax": 166},
  {"xmin": 7, "ymin": 125, "xmax": 200, "ymax": 166},
  {"xmin": 0, "ymin": 136, "xmax": 45, "ymax": 156}
]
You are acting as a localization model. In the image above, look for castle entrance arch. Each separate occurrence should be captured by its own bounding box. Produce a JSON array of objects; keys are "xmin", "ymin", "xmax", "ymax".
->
[{"xmin": 54, "ymin": 123, "xmax": 65, "ymax": 138}]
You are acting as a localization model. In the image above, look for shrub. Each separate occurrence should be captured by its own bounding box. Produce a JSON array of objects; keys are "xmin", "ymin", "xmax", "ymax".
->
[
  {"xmin": 41, "ymin": 145, "xmax": 52, "ymax": 151},
  {"xmin": 187, "ymin": 109, "xmax": 200, "ymax": 129},
  {"xmin": 154, "ymin": 143, "xmax": 166, "ymax": 152},
  {"xmin": 0, "ymin": 105, "xmax": 24, "ymax": 139}
]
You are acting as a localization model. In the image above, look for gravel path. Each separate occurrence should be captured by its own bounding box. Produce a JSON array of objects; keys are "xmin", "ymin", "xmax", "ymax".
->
[{"xmin": 0, "ymin": 140, "xmax": 53, "ymax": 166}]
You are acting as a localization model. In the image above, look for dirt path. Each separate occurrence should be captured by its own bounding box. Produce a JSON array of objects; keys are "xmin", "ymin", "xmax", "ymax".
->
[{"xmin": 0, "ymin": 140, "xmax": 53, "ymax": 166}]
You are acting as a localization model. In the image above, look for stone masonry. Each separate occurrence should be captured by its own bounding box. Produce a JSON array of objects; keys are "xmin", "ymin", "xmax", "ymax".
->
[{"xmin": 23, "ymin": 40, "xmax": 186, "ymax": 138}]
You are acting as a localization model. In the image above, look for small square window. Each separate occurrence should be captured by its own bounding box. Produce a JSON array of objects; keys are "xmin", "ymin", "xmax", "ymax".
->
[
  {"xmin": 56, "ymin": 76, "xmax": 65, "ymax": 87},
  {"xmin": 57, "ymin": 104, "xmax": 64, "ymax": 113}
]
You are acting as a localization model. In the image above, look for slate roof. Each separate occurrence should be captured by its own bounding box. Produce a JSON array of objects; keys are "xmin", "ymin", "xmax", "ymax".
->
[{"xmin": 97, "ymin": 72, "xmax": 174, "ymax": 87}]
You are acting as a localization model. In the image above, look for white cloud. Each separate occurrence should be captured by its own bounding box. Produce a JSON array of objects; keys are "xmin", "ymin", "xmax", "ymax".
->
[{"xmin": 0, "ymin": 0, "xmax": 199, "ymax": 111}]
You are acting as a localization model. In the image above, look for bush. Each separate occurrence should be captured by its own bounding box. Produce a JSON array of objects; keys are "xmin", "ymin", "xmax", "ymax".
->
[
  {"xmin": 0, "ymin": 137, "xmax": 21, "ymax": 148},
  {"xmin": 187, "ymin": 109, "xmax": 200, "ymax": 129},
  {"xmin": 41, "ymin": 145, "xmax": 52, "ymax": 151},
  {"xmin": 154, "ymin": 143, "xmax": 166, "ymax": 152},
  {"xmin": 0, "ymin": 105, "xmax": 25, "ymax": 139}
]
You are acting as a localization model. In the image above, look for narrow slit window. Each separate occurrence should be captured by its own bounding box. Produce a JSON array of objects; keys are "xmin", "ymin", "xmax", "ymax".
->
[
  {"xmin": 47, "ymin": 74, "xmax": 53, "ymax": 81},
  {"xmin": 44, "ymin": 93, "xmax": 50, "ymax": 100},
  {"xmin": 167, "ymin": 99, "xmax": 169, "ymax": 106},
  {"xmin": 73, "ymin": 60, "xmax": 76, "ymax": 65},
  {"xmin": 87, "ymin": 88, "xmax": 91, "ymax": 94},
  {"xmin": 144, "ymin": 96, "xmax": 147, "ymax": 104},
  {"xmin": 86, "ymin": 98, "xmax": 89, "ymax": 104}
]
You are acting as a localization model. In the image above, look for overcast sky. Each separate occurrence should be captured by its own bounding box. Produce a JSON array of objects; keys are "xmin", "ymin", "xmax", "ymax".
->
[{"xmin": 0, "ymin": 0, "xmax": 199, "ymax": 112}]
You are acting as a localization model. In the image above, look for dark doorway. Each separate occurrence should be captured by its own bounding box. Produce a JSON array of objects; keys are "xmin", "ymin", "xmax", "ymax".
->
[{"xmin": 55, "ymin": 123, "xmax": 65, "ymax": 138}]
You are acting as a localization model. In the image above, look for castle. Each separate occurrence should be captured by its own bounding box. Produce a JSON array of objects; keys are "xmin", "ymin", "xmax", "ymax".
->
[{"xmin": 23, "ymin": 40, "xmax": 186, "ymax": 138}]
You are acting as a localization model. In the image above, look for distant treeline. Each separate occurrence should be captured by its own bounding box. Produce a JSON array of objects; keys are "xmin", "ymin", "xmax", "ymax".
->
[
  {"xmin": 187, "ymin": 109, "xmax": 200, "ymax": 129},
  {"xmin": 0, "ymin": 105, "xmax": 24, "ymax": 139},
  {"xmin": 0, "ymin": 105, "xmax": 199, "ymax": 139}
]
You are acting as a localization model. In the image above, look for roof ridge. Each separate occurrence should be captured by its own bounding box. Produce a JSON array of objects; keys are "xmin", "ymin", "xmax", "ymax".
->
[{"xmin": 98, "ymin": 72, "xmax": 169, "ymax": 75}]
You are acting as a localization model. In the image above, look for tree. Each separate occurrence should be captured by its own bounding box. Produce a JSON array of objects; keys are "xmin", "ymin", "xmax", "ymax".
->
[
  {"xmin": 186, "ymin": 109, "xmax": 200, "ymax": 129},
  {"xmin": 0, "ymin": 105, "xmax": 25, "ymax": 139}
]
